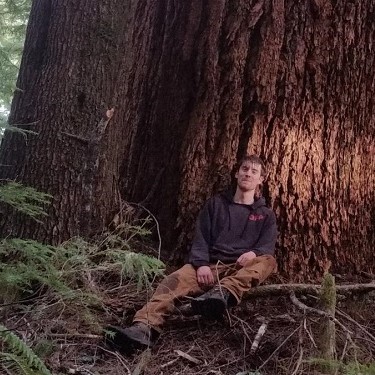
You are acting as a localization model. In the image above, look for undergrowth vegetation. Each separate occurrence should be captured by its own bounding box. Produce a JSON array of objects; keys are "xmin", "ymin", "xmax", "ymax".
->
[
  {"xmin": 0, "ymin": 184, "xmax": 374, "ymax": 375},
  {"xmin": 0, "ymin": 324, "xmax": 52, "ymax": 375},
  {"xmin": 0, "ymin": 181, "xmax": 165, "ymax": 374}
]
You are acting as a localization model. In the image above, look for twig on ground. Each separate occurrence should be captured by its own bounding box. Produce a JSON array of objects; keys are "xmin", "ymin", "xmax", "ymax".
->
[
  {"xmin": 67, "ymin": 367, "xmax": 95, "ymax": 375},
  {"xmin": 47, "ymin": 333, "xmax": 102, "ymax": 339},
  {"xmin": 258, "ymin": 325, "xmax": 300, "ymax": 370},
  {"xmin": 234, "ymin": 317, "xmax": 253, "ymax": 358},
  {"xmin": 246, "ymin": 282, "xmax": 375, "ymax": 297},
  {"xmin": 289, "ymin": 292, "xmax": 353, "ymax": 336},
  {"xmin": 307, "ymin": 294, "xmax": 374, "ymax": 345},
  {"xmin": 250, "ymin": 321, "xmax": 268, "ymax": 354},
  {"xmin": 336, "ymin": 308, "xmax": 375, "ymax": 344},
  {"xmin": 96, "ymin": 345, "xmax": 131, "ymax": 375},
  {"xmin": 360, "ymin": 271, "xmax": 375, "ymax": 280},
  {"xmin": 303, "ymin": 317, "xmax": 317, "ymax": 348},
  {"xmin": 175, "ymin": 349, "xmax": 201, "ymax": 365},
  {"xmin": 291, "ymin": 322, "xmax": 304, "ymax": 375},
  {"xmin": 132, "ymin": 348, "xmax": 152, "ymax": 375},
  {"xmin": 160, "ymin": 354, "xmax": 180, "ymax": 369},
  {"xmin": 291, "ymin": 346, "xmax": 303, "ymax": 375},
  {"xmin": 340, "ymin": 332, "xmax": 350, "ymax": 361}
]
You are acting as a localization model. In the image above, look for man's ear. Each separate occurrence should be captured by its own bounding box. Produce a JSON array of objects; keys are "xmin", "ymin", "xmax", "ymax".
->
[{"xmin": 235, "ymin": 171, "xmax": 239, "ymax": 179}]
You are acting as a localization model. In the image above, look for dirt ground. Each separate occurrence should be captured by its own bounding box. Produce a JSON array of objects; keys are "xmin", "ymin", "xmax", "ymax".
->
[{"xmin": 3, "ymin": 271, "xmax": 374, "ymax": 375}]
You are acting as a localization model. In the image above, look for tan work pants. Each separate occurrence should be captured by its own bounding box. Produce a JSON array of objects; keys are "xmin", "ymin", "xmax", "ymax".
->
[{"xmin": 134, "ymin": 255, "xmax": 277, "ymax": 331}]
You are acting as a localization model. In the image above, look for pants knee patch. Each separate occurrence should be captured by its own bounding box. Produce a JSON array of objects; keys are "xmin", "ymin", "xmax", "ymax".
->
[{"xmin": 154, "ymin": 274, "xmax": 179, "ymax": 295}]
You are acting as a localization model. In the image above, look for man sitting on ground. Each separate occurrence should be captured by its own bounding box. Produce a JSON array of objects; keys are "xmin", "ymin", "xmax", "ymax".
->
[{"xmin": 107, "ymin": 154, "xmax": 278, "ymax": 351}]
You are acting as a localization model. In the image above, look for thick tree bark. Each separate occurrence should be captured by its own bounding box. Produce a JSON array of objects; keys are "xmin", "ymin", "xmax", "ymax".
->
[
  {"xmin": 0, "ymin": 0, "xmax": 374, "ymax": 280},
  {"xmin": 0, "ymin": 0, "xmax": 133, "ymax": 243},
  {"xmin": 120, "ymin": 0, "xmax": 375, "ymax": 279}
]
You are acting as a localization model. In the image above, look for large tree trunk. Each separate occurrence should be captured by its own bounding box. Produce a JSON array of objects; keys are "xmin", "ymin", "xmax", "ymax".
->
[
  {"xmin": 1, "ymin": 0, "xmax": 374, "ymax": 280},
  {"xmin": 120, "ymin": 0, "xmax": 375, "ymax": 279},
  {"xmin": 0, "ymin": 0, "xmax": 132, "ymax": 243}
]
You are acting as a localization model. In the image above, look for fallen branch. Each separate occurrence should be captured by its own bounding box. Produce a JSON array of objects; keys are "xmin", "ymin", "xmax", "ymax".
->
[
  {"xmin": 336, "ymin": 308, "xmax": 375, "ymax": 344},
  {"xmin": 289, "ymin": 292, "xmax": 352, "ymax": 335},
  {"xmin": 97, "ymin": 345, "xmax": 131, "ymax": 375},
  {"xmin": 175, "ymin": 349, "xmax": 201, "ymax": 365},
  {"xmin": 258, "ymin": 326, "xmax": 300, "ymax": 370},
  {"xmin": 160, "ymin": 347, "xmax": 197, "ymax": 368},
  {"xmin": 175, "ymin": 282, "xmax": 375, "ymax": 318},
  {"xmin": 250, "ymin": 321, "xmax": 268, "ymax": 354},
  {"xmin": 47, "ymin": 333, "xmax": 102, "ymax": 339},
  {"xmin": 245, "ymin": 282, "xmax": 375, "ymax": 298}
]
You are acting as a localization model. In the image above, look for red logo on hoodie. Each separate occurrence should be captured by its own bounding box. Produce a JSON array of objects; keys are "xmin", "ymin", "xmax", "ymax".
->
[{"xmin": 248, "ymin": 214, "xmax": 265, "ymax": 221}]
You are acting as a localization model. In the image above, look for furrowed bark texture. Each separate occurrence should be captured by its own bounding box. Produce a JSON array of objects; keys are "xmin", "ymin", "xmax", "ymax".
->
[
  {"xmin": 0, "ymin": 0, "xmax": 132, "ymax": 243},
  {"xmin": 0, "ymin": 0, "xmax": 374, "ymax": 280},
  {"xmin": 120, "ymin": 0, "xmax": 375, "ymax": 279}
]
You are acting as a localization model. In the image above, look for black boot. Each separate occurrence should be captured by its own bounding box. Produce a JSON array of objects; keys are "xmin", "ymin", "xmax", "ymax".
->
[
  {"xmin": 104, "ymin": 322, "xmax": 159, "ymax": 353},
  {"xmin": 191, "ymin": 286, "xmax": 236, "ymax": 319}
]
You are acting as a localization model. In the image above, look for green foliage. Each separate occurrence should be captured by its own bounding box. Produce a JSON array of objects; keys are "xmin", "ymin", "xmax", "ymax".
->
[
  {"xmin": 0, "ymin": 182, "xmax": 52, "ymax": 221},
  {"xmin": 0, "ymin": 239, "xmax": 71, "ymax": 299},
  {"xmin": 63, "ymin": 234, "xmax": 165, "ymax": 290},
  {"xmin": 0, "ymin": 111, "xmax": 8, "ymax": 131},
  {"xmin": 0, "ymin": 234, "xmax": 165, "ymax": 302},
  {"xmin": 0, "ymin": 179, "xmax": 164, "ymax": 372},
  {"xmin": 307, "ymin": 358, "xmax": 375, "ymax": 375},
  {"xmin": 0, "ymin": 178, "xmax": 164, "ymax": 308},
  {"xmin": 0, "ymin": 0, "xmax": 31, "ymax": 111},
  {"xmin": 320, "ymin": 273, "xmax": 337, "ymax": 310},
  {"xmin": 0, "ymin": 324, "xmax": 52, "ymax": 375},
  {"xmin": 0, "ymin": 226, "xmax": 164, "ymax": 373},
  {"xmin": 344, "ymin": 361, "xmax": 375, "ymax": 375},
  {"xmin": 32, "ymin": 340, "xmax": 55, "ymax": 360}
]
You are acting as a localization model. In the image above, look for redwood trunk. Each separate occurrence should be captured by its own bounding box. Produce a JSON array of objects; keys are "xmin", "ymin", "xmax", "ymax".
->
[
  {"xmin": 120, "ymin": 0, "xmax": 375, "ymax": 279},
  {"xmin": 0, "ymin": 0, "xmax": 132, "ymax": 243},
  {"xmin": 1, "ymin": 0, "xmax": 374, "ymax": 280}
]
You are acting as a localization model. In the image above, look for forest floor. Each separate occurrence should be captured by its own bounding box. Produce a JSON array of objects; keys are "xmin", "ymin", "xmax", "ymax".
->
[{"xmin": 3, "ymin": 269, "xmax": 375, "ymax": 375}]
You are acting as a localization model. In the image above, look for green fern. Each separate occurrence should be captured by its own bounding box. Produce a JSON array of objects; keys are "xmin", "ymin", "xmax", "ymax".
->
[
  {"xmin": 0, "ymin": 239, "xmax": 72, "ymax": 298},
  {"xmin": 0, "ymin": 324, "xmax": 52, "ymax": 375},
  {"xmin": 0, "ymin": 182, "xmax": 52, "ymax": 221},
  {"xmin": 0, "ymin": 234, "xmax": 165, "ymax": 308},
  {"xmin": 1, "ymin": 353, "xmax": 41, "ymax": 375},
  {"xmin": 63, "ymin": 236, "xmax": 165, "ymax": 290},
  {"xmin": 104, "ymin": 248, "xmax": 165, "ymax": 290}
]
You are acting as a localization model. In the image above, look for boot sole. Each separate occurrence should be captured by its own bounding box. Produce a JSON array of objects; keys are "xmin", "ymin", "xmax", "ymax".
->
[{"xmin": 191, "ymin": 297, "xmax": 227, "ymax": 319}]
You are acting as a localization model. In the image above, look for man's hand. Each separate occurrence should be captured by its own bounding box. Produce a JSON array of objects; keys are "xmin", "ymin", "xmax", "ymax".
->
[
  {"xmin": 236, "ymin": 251, "xmax": 257, "ymax": 267},
  {"xmin": 196, "ymin": 266, "xmax": 214, "ymax": 287}
]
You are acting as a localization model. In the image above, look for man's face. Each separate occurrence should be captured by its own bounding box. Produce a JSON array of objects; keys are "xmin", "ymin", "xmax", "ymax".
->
[{"xmin": 235, "ymin": 161, "xmax": 264, "ymax": 192}]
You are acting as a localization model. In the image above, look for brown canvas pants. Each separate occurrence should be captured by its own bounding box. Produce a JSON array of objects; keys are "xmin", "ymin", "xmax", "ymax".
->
[{"xmin": 133, "ymin": 255, "xmax": 277, "ymax": 331}]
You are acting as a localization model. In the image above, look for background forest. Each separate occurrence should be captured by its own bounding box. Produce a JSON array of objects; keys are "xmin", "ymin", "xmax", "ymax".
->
[{"xmin": 0, "ymin": 0, "xmax": 374, "ymax": 374}]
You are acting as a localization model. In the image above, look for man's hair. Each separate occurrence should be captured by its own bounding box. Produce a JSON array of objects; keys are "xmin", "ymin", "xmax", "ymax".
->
[{"xmin": 237, "ymin": 154, "xmax": 267, "ymax": 177}]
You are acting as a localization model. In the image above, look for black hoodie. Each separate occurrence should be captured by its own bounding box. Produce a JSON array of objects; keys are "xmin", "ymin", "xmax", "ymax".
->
[{"xmin": 189, "ymin": 192, "xmax": 278, "ymax": 267}]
